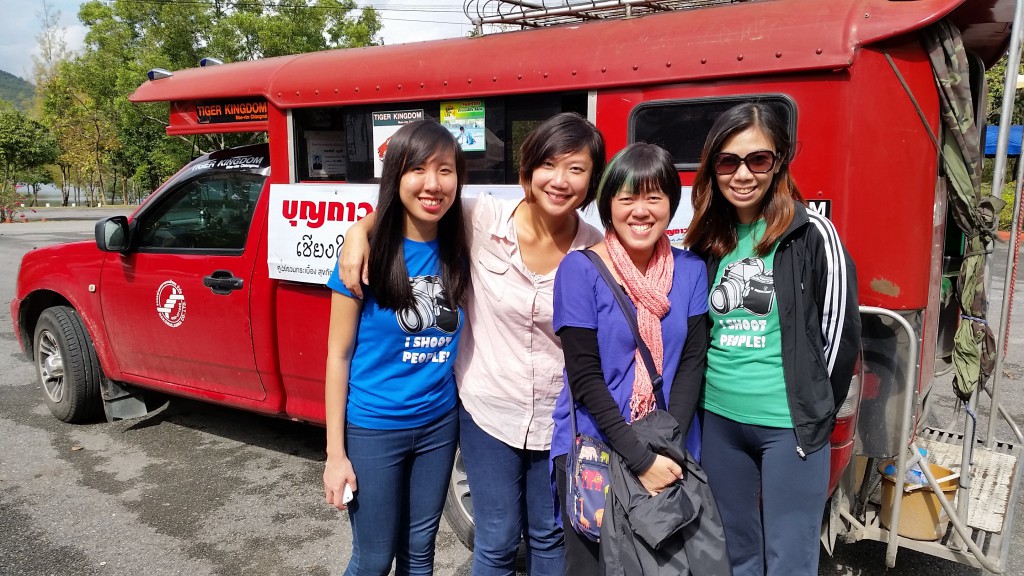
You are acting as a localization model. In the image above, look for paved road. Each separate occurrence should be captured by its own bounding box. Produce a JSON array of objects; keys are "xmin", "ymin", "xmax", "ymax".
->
[
  {"xmin": 1, "ymin": 212, "xmax": 1023, "ymax": 575},
  {"xmin": 0, "ymin": 214, "xmax": 473, "ymax": 576}
]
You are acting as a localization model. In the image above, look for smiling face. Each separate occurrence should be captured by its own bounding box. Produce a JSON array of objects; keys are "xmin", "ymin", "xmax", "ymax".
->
[
  {"xmin": 610, "ymin": 184, "xmax": 672, "ymax": 270},
  {"xmin": 715, "ymin": 127, "xmax": 779, "ymax": 224},
  {"xmin": 400, "ymin": 150, "xmax": 458, "ymax": 241},
  {"xmin": 526, "ymin": 150, "xmax": 594, "ymax": 219}
]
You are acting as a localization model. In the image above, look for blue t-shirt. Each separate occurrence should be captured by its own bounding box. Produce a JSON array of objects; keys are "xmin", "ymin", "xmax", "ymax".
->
[
  {"xmin": 550, "ymin": 248, "xmax": 708, "ymax": 460},
  {"xmin": 326, "ymin": 238, "xmax": 462, "ymax": 430}
]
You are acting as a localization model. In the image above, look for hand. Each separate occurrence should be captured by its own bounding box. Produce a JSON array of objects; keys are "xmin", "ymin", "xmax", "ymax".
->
[
  {"xmin": 324, "ymin": 456, "xmax": 358, "ymax": 510},
  {"xmin": 339, "ymin": 224, "xmax": 370, "ymax": 298},
  {"xmin": 638, "ymin": 454, "xmax": 683, "ymax": 496}
]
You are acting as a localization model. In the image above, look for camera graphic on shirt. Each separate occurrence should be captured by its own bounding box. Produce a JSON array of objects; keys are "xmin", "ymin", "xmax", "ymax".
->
[
  {"xmin": 397, "ymin": 275, "xmax": 460, "ymax": 334},
  {"xmin": 710, "ymin": 257, "xmax": 775, "ymax": 316}
]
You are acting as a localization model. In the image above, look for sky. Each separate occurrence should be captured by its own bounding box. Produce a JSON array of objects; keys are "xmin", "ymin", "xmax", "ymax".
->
[{"xmin": 0, "ymin": 0, "xmax": 476, "ymax": 81}]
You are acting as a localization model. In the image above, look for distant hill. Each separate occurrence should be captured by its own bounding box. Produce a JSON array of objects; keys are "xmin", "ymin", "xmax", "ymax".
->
[{"xmin": 0, "ymin": 70, "xmax": 35, "ymax": 111}]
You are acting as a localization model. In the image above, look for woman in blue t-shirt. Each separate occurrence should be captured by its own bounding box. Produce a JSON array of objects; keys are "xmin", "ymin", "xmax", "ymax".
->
[
  {"xmin": 552, "ymin": 143, "xmax": 710, "ymax": 573},
  {"xmin": 323, "ymin": 120, "xmax": 470, "ymax": 576}
]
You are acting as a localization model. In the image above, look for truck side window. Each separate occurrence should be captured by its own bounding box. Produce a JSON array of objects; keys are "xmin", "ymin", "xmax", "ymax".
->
[
  {"xmin": 630, "ymin": 95, "xmax": 796, "ymax": 171},
  {"xmin": 136, "ymin": 172, "xmax": 266, "ymax": 252},
  {"xmin": 292, "ymin": 93, "xmax": 586, "ymax": 185}
]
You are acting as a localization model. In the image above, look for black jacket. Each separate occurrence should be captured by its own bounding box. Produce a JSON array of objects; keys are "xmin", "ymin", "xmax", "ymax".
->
[
  {"xmin": 601, "ymin": 410, "xmax": 732, "ymax": 576},
  {"xmin": 701, "ymin": 202, "xmax": 861, "ymax": 456}
]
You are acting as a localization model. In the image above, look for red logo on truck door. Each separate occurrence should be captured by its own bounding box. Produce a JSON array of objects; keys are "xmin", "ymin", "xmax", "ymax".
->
[{"xmin": 155, "ymin": 280, "xmax": 187, "ymax": 327}]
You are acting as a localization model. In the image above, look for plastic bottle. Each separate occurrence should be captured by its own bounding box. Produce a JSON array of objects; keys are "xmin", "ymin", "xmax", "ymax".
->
[
  {"xmin": 904, "ymin": 447, "xmax": 927, "ymax": 485},
  {"xmin": 882, "ymin": 447, "xmax": 927, "ymax": 485}
]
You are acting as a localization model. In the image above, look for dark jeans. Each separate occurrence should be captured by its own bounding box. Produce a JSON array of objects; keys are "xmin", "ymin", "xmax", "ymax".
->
[
  {"xmin": 553, "ymin": 454, "xmax": 600, "ymax": 575},
  {"xmin": 344, "ymin": 407, "xmax": 459, "ymax": 576},
  {"xmin": 459, "ymin": 406, "xmax": 564, "ymax": 576},
  {"xmin": 700, "ymin": 410, "xmax": 829, "ymax": 576}
]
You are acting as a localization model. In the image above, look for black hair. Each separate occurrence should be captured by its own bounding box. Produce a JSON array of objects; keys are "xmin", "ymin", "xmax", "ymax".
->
[
  {"xmin": 369, "ymin": 120, "xmax": 469, "ymax": 311},
  {"xmin": 684, "ymin": 102, "xmax": 804, "ymax": 258},
  {"xmin": 518, "ymin": 111, "xmax": 606, "ymax": 209},
  {"xmin": 595, "ymin": 142, "xmax": 681, "ymax": 230}
]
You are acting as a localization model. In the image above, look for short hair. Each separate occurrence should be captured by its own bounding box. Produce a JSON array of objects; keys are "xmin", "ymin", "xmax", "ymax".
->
[
  {"xmin": 369, "ymin": 119, "xmax": 469, "ymax": 310},
  {"xmin": 595, "ymin": 143, "xmax": 681, "ymax": 230},
  {"xmin": 518, "ymin": 112, "xmax": 606, "ymax": 209}
]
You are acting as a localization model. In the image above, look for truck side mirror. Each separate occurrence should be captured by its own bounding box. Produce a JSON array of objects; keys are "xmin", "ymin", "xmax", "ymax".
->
[{"xmin": 95, "ymin": 216, "xmax": 130, "ymax": 252}]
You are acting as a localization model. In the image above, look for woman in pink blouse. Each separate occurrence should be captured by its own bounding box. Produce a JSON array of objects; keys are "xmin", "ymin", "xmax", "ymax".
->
[{"xmin": 340, "ymin": 113, "xmax": 605, "ymax": 576}]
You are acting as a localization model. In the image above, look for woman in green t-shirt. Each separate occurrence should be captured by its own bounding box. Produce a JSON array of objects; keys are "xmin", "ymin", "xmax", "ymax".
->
[{"xmin": 683, "ymin": 102, "xmax": 861, "ymax": 576}]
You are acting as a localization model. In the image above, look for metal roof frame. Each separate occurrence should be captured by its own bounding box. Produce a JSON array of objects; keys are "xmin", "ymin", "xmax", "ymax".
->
[{"xmin": 463, "ymin": 0, "xmax": 758, "ymax": 28}]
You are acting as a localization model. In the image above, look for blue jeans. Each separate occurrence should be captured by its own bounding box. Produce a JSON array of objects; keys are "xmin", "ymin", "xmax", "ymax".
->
[
  {"xmin": 700, "ymin": 410, "xmax": 829, "ymax": 576},
  {"xmin": 344, "ymin": 407, "xmax": 459, "ymax": 576},
  {"xmin": 459, "ymin": 406, "xmax": 564, "ymax": 576}
]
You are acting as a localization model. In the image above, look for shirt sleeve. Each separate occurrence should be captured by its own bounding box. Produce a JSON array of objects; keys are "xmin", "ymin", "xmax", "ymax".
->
[
  {"xmin": 553, "ymin": 251, "xmax": 598, "ymax": 332},
  {"xmin": 808, "ymin": 214, "xmax": 861, "ymax": 413},
  {"xmin": 325, "ymin": 259, "xmax": 359, "ymax": 299},
  {"xmin": 559, "ymin": 326, "xmax": 657, "ymax": 474},
  {"xmin": 668, "ymin": 314, "xmax": 708, "ymax": 436}
]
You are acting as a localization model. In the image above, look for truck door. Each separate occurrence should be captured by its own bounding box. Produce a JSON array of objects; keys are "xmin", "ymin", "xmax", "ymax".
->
[{"xmin": 99, "ymin": 169, "xmax": 267, "ymax": 401}]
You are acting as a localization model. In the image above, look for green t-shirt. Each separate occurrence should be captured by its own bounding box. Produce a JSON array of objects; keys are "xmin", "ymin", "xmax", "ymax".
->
[{"xmin": 702, "ymin": 219, "xmax": 792, "ymax": 428}]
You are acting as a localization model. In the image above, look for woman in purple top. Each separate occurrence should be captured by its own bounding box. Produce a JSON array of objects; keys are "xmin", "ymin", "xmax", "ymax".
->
[{"xmin": 552, "ymin": 143, "xmax": 709, "ymax": 573}]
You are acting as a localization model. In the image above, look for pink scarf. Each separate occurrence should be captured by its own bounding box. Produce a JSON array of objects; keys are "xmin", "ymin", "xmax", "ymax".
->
[{"xmin": 605, "ymin": 230, "xmax": 674, "ymax": 421}]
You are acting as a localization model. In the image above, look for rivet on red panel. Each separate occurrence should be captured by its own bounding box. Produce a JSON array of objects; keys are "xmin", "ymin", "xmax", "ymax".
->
[
  {"xmin": 397, "ymin": 84, "xmax": 403, "ymax": 90},
  {"xmin": 665, "ymin": 62, "xmax": 672, "ymax": 68},
  {"xmin": 571, "ymin": 70, "xmax": 577, "ymax": 76},
  {"xmin": 492, "ymin": 77, "xmax": 497, "ymax": 82},
  {"xmin": 776, "ymin": 52, "xmax": 782, "ymax": 58},
  {"xmin": 737, "ymin": 55, "xmax": 744, "ymax": 61},
  {"xmin": 816, "ymin": 48, "xmax": 823, "ymax": 55},
  {"xmin": 633, "ymin": 65, "xmax": 639, "ymax": 71},
  {"xmin": 701, "ymin": 58, "xmax": 707, "ymax": 64}
]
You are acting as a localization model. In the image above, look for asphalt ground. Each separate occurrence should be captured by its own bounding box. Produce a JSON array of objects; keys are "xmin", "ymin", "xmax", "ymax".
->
[{"xmin": 1, "ymin": 210, "xmax": 1024, "ymax": 575}]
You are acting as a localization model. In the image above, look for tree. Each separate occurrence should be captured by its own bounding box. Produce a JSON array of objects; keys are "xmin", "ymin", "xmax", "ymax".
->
[
  {"xmin": 35, "ymin": 0, "xmax": 383, "ymax": 204},
  {"xmin": 984, "ymin": 55, "xmax": 1024, "ymax": 128},
  {"xmin": 0, "ymin": 105, "xmax": 59, "ymax": 221}
]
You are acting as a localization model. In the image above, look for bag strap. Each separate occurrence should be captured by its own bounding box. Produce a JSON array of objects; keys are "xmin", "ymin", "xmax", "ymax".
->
[{"xmin": 580, "ymin": 249, "xmax": 666, "ymax": 409}]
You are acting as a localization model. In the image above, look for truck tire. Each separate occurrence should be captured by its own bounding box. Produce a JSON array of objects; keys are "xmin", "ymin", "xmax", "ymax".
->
[
  {"xmin": 442, "ymin": 447, "xmax": 528, "ymax": 566},
  {"xmin": 444, "ymin": 447, "xmax": 476, "ymax": 551},
  {"xmin": 33, "ymin": 306, "xmax": 102, "ymax": 423}
]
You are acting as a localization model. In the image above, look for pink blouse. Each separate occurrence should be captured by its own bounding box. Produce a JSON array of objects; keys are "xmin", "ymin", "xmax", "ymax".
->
[{"xmin": 456, "ymin": 194, "xmax": 604, "ymax": 450}]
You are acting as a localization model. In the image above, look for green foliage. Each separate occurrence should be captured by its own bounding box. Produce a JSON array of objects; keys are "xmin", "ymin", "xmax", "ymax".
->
[
  {"xmin": 984, "ymin": 55, "xmax": 1024, "ymax": 127},
  {"xmin": 0, "ymin": 105, "xmax": 59, "ymax": 220},
  {"xmin": 0, "ymin": 70, "xmax": 34, "ymax": 111},
  {"xmin": 32, "ymin": 0, "xmax": 382, "ymax": 205}
]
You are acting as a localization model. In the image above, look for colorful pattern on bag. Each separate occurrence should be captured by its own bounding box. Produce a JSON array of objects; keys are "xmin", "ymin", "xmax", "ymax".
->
[{"xmin": 567, "ymin": 434, "xmax": 612, "ymax": 542}]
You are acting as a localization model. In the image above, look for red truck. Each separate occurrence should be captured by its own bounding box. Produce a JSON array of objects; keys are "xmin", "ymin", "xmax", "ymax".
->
[{"xmin": 12, "ymin": 0, "xmax": 1023, "ymax": 571}]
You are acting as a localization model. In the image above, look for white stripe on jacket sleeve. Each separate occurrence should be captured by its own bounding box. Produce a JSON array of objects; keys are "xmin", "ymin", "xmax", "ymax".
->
[{"xmin": 807, "ymin": 211, "xmax": 848, "ymax": 375}]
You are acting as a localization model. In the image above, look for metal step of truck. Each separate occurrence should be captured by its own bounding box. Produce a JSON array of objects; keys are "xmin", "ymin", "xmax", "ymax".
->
[{"xmin": 855, "ymin": 427, "xmax": 1021, "ymax": 570}]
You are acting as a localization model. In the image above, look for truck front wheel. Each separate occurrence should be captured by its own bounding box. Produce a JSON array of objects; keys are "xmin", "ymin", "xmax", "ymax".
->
[
  {"xmin": 34, "ymin": 306, "xmax": 102, "ymax": 423},
  {"xmin": 444, "ymin": 447, "xmax": 476, "ymax": 551}
]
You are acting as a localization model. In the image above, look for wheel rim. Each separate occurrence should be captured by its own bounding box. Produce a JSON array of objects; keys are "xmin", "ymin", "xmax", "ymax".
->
[
  {"xmin": 37, "ymin": 330, "xmax": 65, "ymax": 403},
  {"xmin": 450, "ymin": 449, "xmax": 474, "ymax": 523}
]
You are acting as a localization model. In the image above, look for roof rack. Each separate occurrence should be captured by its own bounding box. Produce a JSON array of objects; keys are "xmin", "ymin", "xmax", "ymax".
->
[{"xmin": 463, "ymin": 0, "xmax": 756, "ymax": 29}]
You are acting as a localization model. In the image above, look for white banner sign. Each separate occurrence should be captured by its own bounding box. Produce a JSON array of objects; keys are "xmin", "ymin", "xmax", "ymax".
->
[{"xmin": 267, "ymin": 183, "xmax": 693, "ymax": 285}]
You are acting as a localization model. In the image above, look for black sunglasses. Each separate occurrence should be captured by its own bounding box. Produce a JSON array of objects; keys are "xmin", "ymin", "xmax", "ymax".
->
[{"xmin": 712, "ymin": 150, "xmax": 779, "ymax": 175}]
